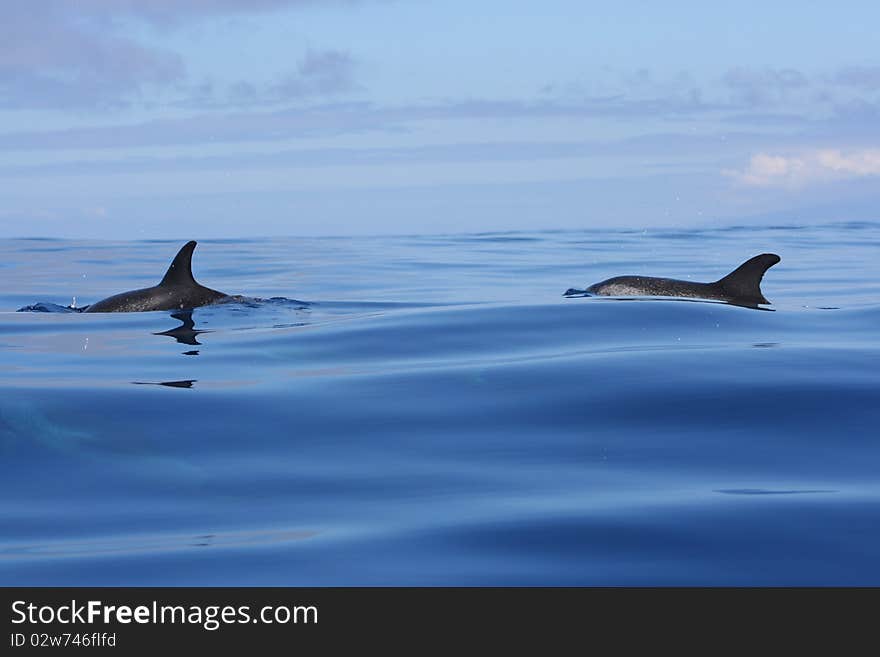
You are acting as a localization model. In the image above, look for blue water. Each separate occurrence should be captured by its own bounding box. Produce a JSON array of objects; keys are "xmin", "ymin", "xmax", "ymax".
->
[{"xmin": 1, "ymin": 223, "xmax": 879, "ymax": 585}]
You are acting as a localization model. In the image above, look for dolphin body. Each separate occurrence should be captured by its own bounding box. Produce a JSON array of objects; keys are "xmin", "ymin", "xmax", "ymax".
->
[
  {"xmin": 565, "ymin": 254, "xmax": 781, "ymax": 307},
  {"xmin": 84, "ymin": 241, "xmax": 228, "ymax": 313}
]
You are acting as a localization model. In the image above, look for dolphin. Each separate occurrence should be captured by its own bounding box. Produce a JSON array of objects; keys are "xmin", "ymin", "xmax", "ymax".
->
[
  {"xmin": 564, "ymin": 253, "xmax": 781, "ymax": 307},
  {"xmin": 84, "ymin": 241, "xmax": 228, "ymax": 313}
]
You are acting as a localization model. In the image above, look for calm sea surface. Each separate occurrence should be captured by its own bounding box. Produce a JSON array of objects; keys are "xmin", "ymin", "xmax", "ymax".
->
[{"xmin": 1, "ymin": 222, "xmax": 879, "ymax": 585}]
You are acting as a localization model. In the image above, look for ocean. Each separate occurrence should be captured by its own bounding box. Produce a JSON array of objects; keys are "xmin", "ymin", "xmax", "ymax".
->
[{"xmin": 1, "ymin": 222, "xmax": 879, "ymax": 585}]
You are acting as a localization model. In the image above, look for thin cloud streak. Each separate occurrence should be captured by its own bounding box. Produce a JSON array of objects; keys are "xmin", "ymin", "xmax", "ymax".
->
[
  {"xmin": 0, "ymin": 96, "xmax": 743, "ymax": 152},
  {"xmin": 0, "ymin": 90, "xmax": 876, "ymax": 154},
  {"xmin": 0, "ymin": 135, "xmax": 751, "ymax": 178}
]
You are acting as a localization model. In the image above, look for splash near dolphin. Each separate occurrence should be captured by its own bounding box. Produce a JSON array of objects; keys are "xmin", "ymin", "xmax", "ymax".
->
[
  {"xmin": 85, "ymin": 241, "xmax": 228, "ymax": 313},
  {"xmin": 565, "ymin": 253, "xmax": 781, "ymax": 307}
]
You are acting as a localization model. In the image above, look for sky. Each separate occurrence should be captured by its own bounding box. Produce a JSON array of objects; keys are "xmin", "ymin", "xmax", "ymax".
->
[{"xmin": 1, "ymin": 0, "xmax": 879, "ymax": 238}]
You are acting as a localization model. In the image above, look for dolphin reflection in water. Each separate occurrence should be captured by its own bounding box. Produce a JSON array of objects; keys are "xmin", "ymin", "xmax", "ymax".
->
[{"xmin": 153, "ymin": 310, "xmax": 208, "ymax": 347}]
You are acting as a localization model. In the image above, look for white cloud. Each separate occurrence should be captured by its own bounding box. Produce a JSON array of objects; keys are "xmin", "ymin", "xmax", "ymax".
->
[
  {"xmin": 816, "ymin": 149, "xmax": 880, "ymax": 175},
  {"xmin": 725, "ymin": 148, "xmax": 880, "ymax": 187}
]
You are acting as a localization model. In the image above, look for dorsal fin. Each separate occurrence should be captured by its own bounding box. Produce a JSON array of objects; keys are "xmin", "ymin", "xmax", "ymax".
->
[
  {"xmin": 715, "ymin": 253, "xmax": 780, "ymax": 304},
  {"xmin": 159, "ymin": 241, "xmax": 199, "ymax": 287}
]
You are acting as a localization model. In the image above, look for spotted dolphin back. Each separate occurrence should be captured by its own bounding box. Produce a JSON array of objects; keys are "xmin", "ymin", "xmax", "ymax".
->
[{"xmin": 84, "ymin": 241, "xmax": 227, "ymax": 313}]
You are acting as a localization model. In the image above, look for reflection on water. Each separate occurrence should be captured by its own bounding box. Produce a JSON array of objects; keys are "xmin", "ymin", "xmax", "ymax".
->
[
  {"xmin": 153, "ymin": 310, "xmax": 208, "ymax": 347},
  {"xmin": 562, "ymin": 291, "xmax": 775, "ymax": 311},
  {"xmin": 132, "ymin": 380, "xmax": 197, "ymax": 389},
  {"xmin": 715, "ymin": 489, "xmax": 838, "ymax": 495},
  {"xmin": 0, "ymin": 528, "xmax": 316, "ymax": 559}
]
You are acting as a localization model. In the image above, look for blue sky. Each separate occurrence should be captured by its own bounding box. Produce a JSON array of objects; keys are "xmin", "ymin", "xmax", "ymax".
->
[{"xmin": 1, "ymin": 0, "xmax": 879, "ymax": 237}]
